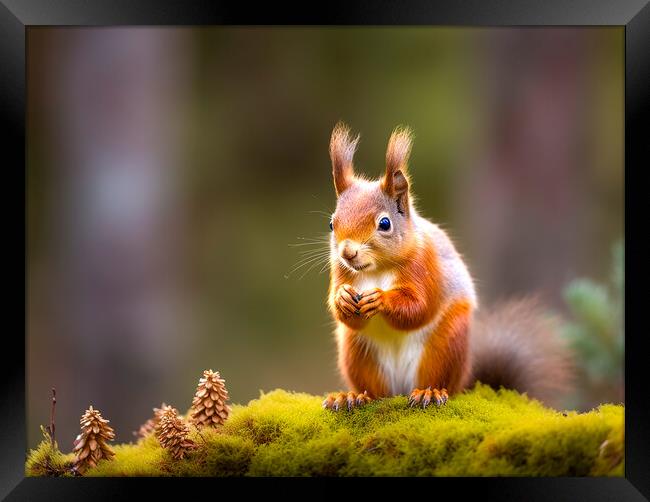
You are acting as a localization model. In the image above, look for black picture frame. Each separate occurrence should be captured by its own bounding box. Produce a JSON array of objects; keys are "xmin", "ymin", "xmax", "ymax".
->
[{"xmin": 2, "ymin": 0, "xmax": 648, "ymax": 499}]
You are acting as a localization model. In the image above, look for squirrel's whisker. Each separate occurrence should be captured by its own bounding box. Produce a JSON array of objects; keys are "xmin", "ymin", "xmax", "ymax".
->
[
  {"xmin": 318, "ymin": 260, "xmax": 332, "ymax": 274},
  {"xmin": 298, "ymin": 256, "xmax": 331, "ymax": 280},
  {"xmin": 289, "ymin": 241, "xmax": 330, "ymax": 247},
  {"xmin": 298, "ymin": 248, "xmax": 330, "ymax": 257},
  {"xmin": 308, "ymin": 210, "xmax": 333, "ymax": 219},
  {"xmin": 296, "ymin": 235, "xmax": 330, "ymax": 241},
  {"xmin": 288, "ymin": 252, "xmax": 330, "ymax": 271},
  {"xmin": 286, "ymin": 254, "xmax": 331, "ymax": 277}
]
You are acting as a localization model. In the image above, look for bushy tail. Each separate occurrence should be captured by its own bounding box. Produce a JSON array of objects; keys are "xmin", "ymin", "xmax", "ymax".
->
[{"xmin": 468, "ymin": 297, "xmax": 574, "ymax": 407}]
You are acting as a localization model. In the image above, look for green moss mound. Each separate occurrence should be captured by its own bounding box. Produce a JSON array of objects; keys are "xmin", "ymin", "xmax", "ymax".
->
[
  {"xmin": 26, "ymin": 427, "xmax": 76, "ymax": 477},
  {"xmin": 26, "ymin": 384, "xmax": 624, "ymax": 477}
]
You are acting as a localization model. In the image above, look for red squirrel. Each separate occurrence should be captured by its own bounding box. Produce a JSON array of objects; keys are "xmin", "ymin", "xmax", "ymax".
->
[{"xmin": 322, "ymin": 122, "xmax": 572, "ymax": 411}]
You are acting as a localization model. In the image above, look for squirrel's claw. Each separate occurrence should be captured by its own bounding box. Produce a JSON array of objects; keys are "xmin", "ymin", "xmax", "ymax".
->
[
  {"xmin": 356, "ymin": 390, "xmax": 371, "ymax": 407},
  {"xmin": 322, "ymin": 394, "xmax": 336, "ymax": 410},
  {"xmin": 323, "ymin": 391, "xmax": 372, "ymax": 412},
  {"xmin": 408, "ymin": 387, "xmax": 449, "ymax": 409},
  {"xmin": 422, "ymin": 388, "xmax": 433, "ymax": 408},
  {"xmin": 408, "ymin": 388, "xmax": 424, "ymax": 407},
  {"xmin": 432, "ymin": 388, "xmax": 443, "ymax": 407},
  {"xmin": 346, "ymin": 391, "xmax": 356, "ymax": 411}
]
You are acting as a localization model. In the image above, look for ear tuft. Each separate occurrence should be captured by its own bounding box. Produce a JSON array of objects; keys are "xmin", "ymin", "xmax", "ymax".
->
[
  {"xmin": 385, "ymin": 125, "xmax": 413, "ymax": 173},
  {"xmin": 382, "ymin": 126, "xmax": 413, "ymax": 214},
  {"xmin": 329, "ymin": 122, "xmax": 360, "ymax": 195}
]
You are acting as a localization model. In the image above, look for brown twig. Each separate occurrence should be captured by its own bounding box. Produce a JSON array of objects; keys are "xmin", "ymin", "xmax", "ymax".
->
[
  {"xmin": 46, "ymin": 388, "xmax": 56, "ymax": 446},
  {"xmin": 194, "ymin": 426, "xmax": 208, "ymax": 445}
]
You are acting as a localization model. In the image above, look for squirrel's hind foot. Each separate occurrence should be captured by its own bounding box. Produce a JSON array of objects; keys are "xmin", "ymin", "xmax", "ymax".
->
[
  {"xmin": 408, "ymin": 387, "xmax": 448, "ymax": 408},
  {"xmin": 322, "ymin": 390, "xmax": 371, "ymax": 411}
]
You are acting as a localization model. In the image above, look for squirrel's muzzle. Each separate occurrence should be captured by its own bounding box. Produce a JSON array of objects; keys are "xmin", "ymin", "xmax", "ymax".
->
[{"xmin": 340, "ymin": 241, "xmax": 360, "ymax": 261}]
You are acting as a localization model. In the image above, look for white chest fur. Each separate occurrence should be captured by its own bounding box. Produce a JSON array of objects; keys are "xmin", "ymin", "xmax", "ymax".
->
[
  {"xmin": 354, "ymin": 271, "xmax": 396, "ymax": 294},
  {"xmin": 352, "ymin": 271, "xmax": 430, "ymax": 395}
]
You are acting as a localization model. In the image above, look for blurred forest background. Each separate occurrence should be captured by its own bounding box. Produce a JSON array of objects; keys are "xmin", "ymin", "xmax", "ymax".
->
[{"xmin": 27, "ymin": 27, "xmax": 623, "ymax": 449}]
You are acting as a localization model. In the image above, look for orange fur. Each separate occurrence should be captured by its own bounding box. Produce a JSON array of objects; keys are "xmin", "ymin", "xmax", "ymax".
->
[
  {"xmin": 337, "ymin": 327, "xmax": 389, "ymax": 398},
  {"xmin": 381, "ymin": 232, "xmax": 443, "ymax": 331},
  {"xmin": 416, "ymin": 299, "xmax": 472, "ymax": 394},
  {"xmin": 331, "ymin": 182, "xmax": 402, "ymax": 246}
]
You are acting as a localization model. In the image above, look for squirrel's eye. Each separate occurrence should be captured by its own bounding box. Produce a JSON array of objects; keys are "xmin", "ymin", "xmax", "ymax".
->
[
  {"xmin": 378, "ymin": 217, "xmax": 391, "ymax": 231},
  {"xmin": 329, "ymin": 220, "xmax": 333, "ymax": 231}
]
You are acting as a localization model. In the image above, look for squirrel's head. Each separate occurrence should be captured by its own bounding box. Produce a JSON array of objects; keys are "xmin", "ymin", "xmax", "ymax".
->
[{"xmin": 328, "ymin": 122, "xmax": 416, "ymax": 274}]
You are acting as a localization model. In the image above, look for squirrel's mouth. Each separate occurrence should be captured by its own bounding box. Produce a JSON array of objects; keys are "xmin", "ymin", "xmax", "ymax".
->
[{"xmin": 339, "ymin": 255, "xmax": 373, "ymax": 273}]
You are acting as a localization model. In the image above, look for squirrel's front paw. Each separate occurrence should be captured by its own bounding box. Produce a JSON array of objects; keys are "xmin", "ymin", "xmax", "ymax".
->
[
  {"xmin": 408, "ymin": 387, "xmax": 448, "ymax": 408},
  {"xmin": 336, "ymin": 284, "xmax": 362, "ymax": 317},
  {"xmin": 322, "ymin": 390, "xmax": 372, "ymax": 411},
  {"xmin": 357, "ymin": 288, "xmax": 384, "ymax": 320}
]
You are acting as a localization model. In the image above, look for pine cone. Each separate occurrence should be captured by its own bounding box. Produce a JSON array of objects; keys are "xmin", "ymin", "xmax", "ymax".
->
[
  {"xmin": 155, "ymin": 407, "xmax": 195, "ymax": 460},
  {"xmin": 190, "ymin": 369, "xmax": 231, "ymax": 427},
  {"xmin": 134, "ymin": 403, "xmax": 176, "ymax": 439},
  {"xmin": 135, "ymin": 418, "xmax": 156, "ymax": 439},
  {"xmin": 72, "ymin": 406, "xmax": 115, "ymax": 475}
]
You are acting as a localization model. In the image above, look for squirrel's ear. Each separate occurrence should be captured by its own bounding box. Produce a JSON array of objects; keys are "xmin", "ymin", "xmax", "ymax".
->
[
  {"xmin": 329, "ymin": 122, "xmax": 359, "ymax": 196},
  {"xmin": 382, "ymin": 126, "xmax": 412, "ymax": 215}
]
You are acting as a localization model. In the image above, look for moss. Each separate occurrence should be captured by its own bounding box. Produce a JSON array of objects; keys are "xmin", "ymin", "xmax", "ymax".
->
[
  {"xmin": 87, "ymin": 434, "xmax": 170, "ymax": 477},
  {"xmin": 26, "ymin": 384, "xmax": 624, "ymax": 477},
  {"xmin": 25, "ymin": 428, "xmax": 75, "ymax": 477}
]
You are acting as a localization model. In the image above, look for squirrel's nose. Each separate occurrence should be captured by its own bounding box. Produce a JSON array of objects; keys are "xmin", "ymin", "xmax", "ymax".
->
[{"xmin": 342, "ymin": 246, "xmax": 358, "ymax": 261}]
